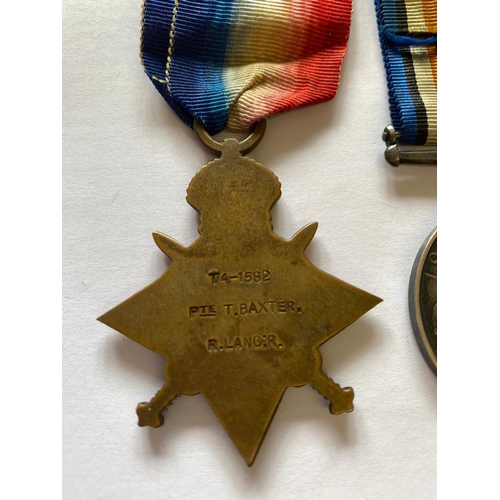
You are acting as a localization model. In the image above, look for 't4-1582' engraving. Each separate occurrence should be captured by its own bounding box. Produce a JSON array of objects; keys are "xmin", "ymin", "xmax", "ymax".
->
[{"xmin": 208, "ymin": 270, "xmax": 271, "ymax": 285}]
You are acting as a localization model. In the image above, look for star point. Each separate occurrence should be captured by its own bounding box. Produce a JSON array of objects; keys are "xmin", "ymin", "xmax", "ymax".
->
[{"xmin": 99, "ymin": 148, "xmax": 381, "ymax": 464}]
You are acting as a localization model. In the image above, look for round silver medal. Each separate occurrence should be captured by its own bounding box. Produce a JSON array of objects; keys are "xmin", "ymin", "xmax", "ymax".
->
[{"xmin": 409, "ymin": 228, "xmax": 437, "ymax": 374}]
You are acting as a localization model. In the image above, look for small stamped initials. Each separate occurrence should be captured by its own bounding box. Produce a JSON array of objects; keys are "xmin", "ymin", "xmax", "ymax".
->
[
  {"xmin": 223, "ymin": 300, "xmax": 302, "ymax": 316},
  {"xmin": 189, "ymin": 300, "xmax": 302, "ymax": 319},
  {"xmin": 188, "ymin": 305, "xmax": 217, "ymax": 318},
  {"xmin": 207, "ymin": 334, "xmax": 284, "ymax": 352}
]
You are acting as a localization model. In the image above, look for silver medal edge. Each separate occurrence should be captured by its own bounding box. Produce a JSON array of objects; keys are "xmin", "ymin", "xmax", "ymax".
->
[{"xmin": 408, "ymin": 227, "xmax": 437, "ymax": 375}]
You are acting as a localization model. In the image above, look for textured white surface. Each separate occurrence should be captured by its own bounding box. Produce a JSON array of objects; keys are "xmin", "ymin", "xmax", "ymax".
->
[{"xmin": 63, "ymin": 0, "xmax": 436, "ymax": 498}]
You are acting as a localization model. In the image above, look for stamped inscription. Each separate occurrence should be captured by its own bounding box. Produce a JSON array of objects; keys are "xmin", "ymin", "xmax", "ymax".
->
[
  {"xmin": 97, "ymin": 143, "xmax": 383, "ymax": 465},
  {"xmin": 207, "ymin": 334, "xmax": 284, "ymax": 352},
  {"xmin": 208, "ymin": 270, "xmax": 271, "ymax": 285},
  {"xmin": 188, "ymin": 300, "xmax": 302, "ymax": 318}
]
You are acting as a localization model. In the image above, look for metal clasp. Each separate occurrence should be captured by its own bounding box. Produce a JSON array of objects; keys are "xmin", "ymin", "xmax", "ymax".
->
[
  {"xmin": 382, "ymin": 125, "xmax": 437, "ymax": 167},
  {"xmin": 194, "ymin": 119, "xmax": 266, "ymax": 157}
]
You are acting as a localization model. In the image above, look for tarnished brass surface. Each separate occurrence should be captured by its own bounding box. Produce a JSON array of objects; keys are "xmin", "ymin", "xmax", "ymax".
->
[
  {"xmin": 409, "ymin": 228, "xmax": 437, "ymax": 374},
  {"xmin": 98, "ymin": 137, "xmax": 382, "ymax": 465}
]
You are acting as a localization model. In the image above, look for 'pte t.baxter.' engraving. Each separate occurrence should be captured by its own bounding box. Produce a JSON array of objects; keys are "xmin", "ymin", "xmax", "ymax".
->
[{"xmin": 98, "ymin": 139, "xmax": 382, "ymax": 466}]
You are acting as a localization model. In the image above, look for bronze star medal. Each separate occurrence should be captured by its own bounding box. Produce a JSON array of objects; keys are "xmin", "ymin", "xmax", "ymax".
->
[{"xmin": 99, "ymin": 125, "xmax": 382, "ymax": 465}]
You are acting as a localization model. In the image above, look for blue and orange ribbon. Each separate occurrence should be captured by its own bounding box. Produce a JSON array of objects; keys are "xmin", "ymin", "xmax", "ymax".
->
[
  {"xmin": 375, "ymin": 0, "xmax": 437, "ymax": 146},
  {"xmin": 141, "ymin": 0, "xmax": 353, "ymax": 134}
]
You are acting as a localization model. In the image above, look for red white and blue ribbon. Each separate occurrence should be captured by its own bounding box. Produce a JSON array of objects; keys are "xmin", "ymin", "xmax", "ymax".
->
[
  {"xmin": 141, "ymin": 0, "xmax": 353, "ymax": 134},
  {"xmin": 374, "ymin": 0, "xmax": 437, "ymax": 145}
]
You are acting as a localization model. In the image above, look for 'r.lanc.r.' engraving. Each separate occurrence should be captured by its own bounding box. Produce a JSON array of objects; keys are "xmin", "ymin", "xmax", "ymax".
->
[{"xmin": 207, "ymin": 335, "xmax": 284, "ymax": 352}]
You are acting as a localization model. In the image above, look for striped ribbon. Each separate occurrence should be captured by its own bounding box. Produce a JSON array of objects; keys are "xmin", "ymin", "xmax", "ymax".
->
[
  {"xmin": 374, "ymin": 0, "xmax": 437, "ymax": 145},
  {"xmin": 141, "ymin": 0, "xmax": 352, "ymax": 135}
]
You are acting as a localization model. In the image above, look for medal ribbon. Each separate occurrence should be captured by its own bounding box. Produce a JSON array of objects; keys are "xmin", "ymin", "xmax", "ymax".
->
[
  {"xmin": 141, "ymin": 0, "xmax": 352, "ymax": 134},
  {"xmin": 374, "ymin": 0, "xmax": 437, "ymax": 145}
]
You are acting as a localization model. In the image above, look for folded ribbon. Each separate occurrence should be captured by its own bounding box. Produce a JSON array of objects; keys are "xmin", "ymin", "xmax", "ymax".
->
[{"xmin": 141, "ymin": 0, "xmax": 353, "ymax": 134}]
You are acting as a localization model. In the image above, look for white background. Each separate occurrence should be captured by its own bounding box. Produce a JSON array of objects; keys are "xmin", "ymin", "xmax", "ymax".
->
[{"xmin": 62, "ymin": 0, "xmax": 437, "ymax": 498}]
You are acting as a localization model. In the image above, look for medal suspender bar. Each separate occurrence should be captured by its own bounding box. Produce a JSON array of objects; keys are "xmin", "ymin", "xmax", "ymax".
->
[
  {"xmin": 98, "ymin": 0, "xmax": 385, "ymax": 466},
  {"xmin": 374, "ymin": 0, "xmax": 437, "ymax": 166}
]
